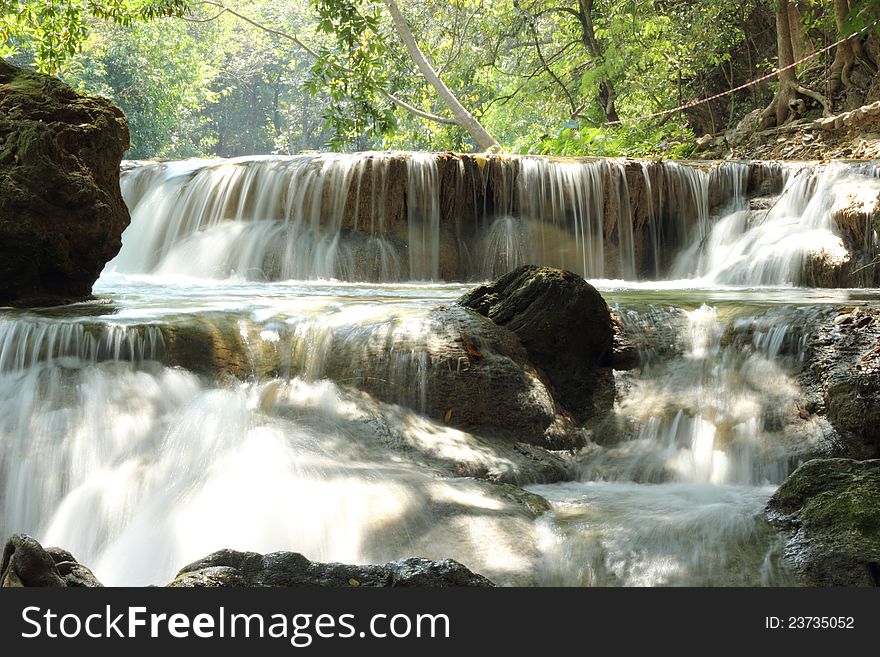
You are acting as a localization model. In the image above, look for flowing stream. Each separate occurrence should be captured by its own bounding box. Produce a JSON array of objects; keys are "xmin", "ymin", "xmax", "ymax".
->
[{"xmin": 2, "ymin": 153, "xmax": 879, "ymax": 586}]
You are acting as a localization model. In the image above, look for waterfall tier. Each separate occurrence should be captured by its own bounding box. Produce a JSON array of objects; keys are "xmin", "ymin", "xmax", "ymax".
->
[{"xmin": 111, "ymin": 154, "xmax": 880, "ymax": 286}]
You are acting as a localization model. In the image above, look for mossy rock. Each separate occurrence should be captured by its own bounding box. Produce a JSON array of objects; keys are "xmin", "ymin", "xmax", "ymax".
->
[
  {"xmin": 766, "ymin": 458, "xmax": 880, "ymax": 586},
  {"xmin": 0, "ymin": 60, "xmax": 130, "ymax": 306}
]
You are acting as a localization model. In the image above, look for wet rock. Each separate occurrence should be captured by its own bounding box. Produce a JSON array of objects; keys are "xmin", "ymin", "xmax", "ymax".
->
[
  {"xmin": 766, "ymin": 459, "xmax": 880, "ymax": 586},
  {"xmin": 161, "ymin": 317, "xmax": 254, "ymax": 380},
  {"xmin": 800, "ymin": 307, "xmax": 880, "ymax": 458},
  {"xmin": 169, "ymin": 550, "xmax": 494, "ymax": 587},
  {"xmin": 801, "ymin": 244, "xmax": 852, "ymax": 288},
  {"xmin": 610, "ymin": 312, "xmax": 640, "ymax": 370},
  {"xmin": 1, "ymin": 534, "xmax": 101, "ymax": 587},
  {"xmin": 291, "ymin": 303, "xmax": 581, "ymax": 449},
  {"xmin": 831, "ymin": 190, "xmax": 880, "ymax": 287},
  {"xmin": 135, "ymin": 308, "xmax": 581, "ymax": 450},
  {"xmin": 0, "ymin": 60, "xmax": 130, "ymax": 306},
  {"xmin": 46, "ymin": 547, "xmax": 104, "ymax": 587},
  {"xmin": 459, "ymin": 266, "xmax": 615, "ymax": 424}
]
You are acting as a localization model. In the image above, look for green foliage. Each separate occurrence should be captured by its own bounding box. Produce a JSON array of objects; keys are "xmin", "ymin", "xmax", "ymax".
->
[
  {"xmin": 60, "ymin": 18, "xmax": 217, "ymax": 158},
  {"xmin": 845, "ymin": 0, "xmax": 880, "ymax": 32},
  {"xmin": 1, "ymin": 0, "xmax": 837, "ymax": 158},
  {"xmin": 0, "ymin": 0, "xmax": 189, "ymax": 73},
  {"xmin": 521, "ymin": 118, "xmax": 695, "ymax": 158},
  {"xmin": 306, "ymin": 0, "xmax": 398, "ymax": 149}
]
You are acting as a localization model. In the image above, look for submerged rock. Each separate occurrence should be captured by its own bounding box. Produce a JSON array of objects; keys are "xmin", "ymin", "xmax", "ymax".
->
[
  {"xmin": 158, "ymin": 304, "xmax": 582, "ymax": 449},
  {"xmin": 766, "ymin": 459, "xmax": 880, "ymax": 586},
  {"xmin": 169, "ymin": 550, "xmax": 495, "ymax": 587},
  {"xmin": 0, "ymin": 60, "xmax": 130, "ymax": 306},
  {"xmin": 1, "ymin": 534, "xmax": 101, "ymax": 587},
  {"xmin": 459, "ymin": 265, "xmax": 616, "ymax": 423},
  {"xmin": 800, "ymin": 306, "xmax": 880, "ymax": 458}
]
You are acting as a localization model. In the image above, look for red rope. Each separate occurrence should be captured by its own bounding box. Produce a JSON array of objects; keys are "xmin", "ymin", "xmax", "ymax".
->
[{"xmin": 603, "ymin": 22, "xmax": 876, "ymax": 126}]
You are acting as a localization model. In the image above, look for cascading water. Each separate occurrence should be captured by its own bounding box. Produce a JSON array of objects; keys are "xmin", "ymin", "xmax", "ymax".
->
[
  {"xmin": 2, "ymin": 152, "xmax": 880, "ymax": 587},
  {"xmin": 528, "ymin": 301, "xmax": 837, "ymax": 586},
  {"xmin": 675, "ymin": 161, "xmax": 880, "ymax": 285}
]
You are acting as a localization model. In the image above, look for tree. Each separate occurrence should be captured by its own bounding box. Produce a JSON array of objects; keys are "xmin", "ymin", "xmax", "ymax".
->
[
  {"xmin": 574, "ymin": 0, "xmax": 619, "ymax": 123},
  {"xmin": 61, "ymin": 18, "xmax": 220, "ymax": 158},
  {"xmin": 759, "ymin": 0, "xmax": 830, "ymax": 129},
  {"xmin": 381, "ymin": 0, "xmax": 499, "ymax": 149},
  {"xmin": 828, "ymin": 0, "xmax": 877, "ymax": 101},
  {"xmin": 0, "ymin": 1, "xmax": 190, "ymax": 73}
]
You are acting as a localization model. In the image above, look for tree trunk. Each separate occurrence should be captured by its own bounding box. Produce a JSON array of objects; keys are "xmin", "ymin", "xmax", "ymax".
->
[
  {"xmin": 760, "ymin": 0, "xmax": 802, "ymax": 129},
  {"xmin": 829, "ymin": 0, "xmax": 856, "ymax": 95},
  {"xmin": 382, "ymin": 0, "xmax": 500, "ymax": 150},
  {"xmin": 577, "ymin": 0, "xmax": 619, "ymax": 123},
  {"xmin": 787, "ymin": 2, "xmax": 812, "ymax": 63}
]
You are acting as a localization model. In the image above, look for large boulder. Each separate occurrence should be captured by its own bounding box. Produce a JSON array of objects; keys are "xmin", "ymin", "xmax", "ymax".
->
[
  {"xmin": 286, "ymin": 304, "xmax": 579, "ymax": 448},
  {"xmin": 459, "ymin": 266, "xmax": 616, "ymax": 422},
  {"xmin": 800, "ymin": 306, "xmax": 880, "ymax": 458},
  {"xmin": 169, "ymin": 550, "xmax": 494, "ymax": 587},
  {"xmin": 766, "ymin": 459, "xmax": 880, "ymax": 586},
  {"xmin": 0, "ymin": 60, "xmax": 130, "ymax": 306}
]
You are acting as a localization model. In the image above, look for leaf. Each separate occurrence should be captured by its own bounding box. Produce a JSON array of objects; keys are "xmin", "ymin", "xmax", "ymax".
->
[
  {"xmin": 444, "ymin": 408, "xmax": 453, "ymax": 422},
  {"xmin": 461, "ymin": 333, "xmax": 482, "ymax": 359},
  {"xmin": 348, "ymin": 578, "xmax": 360, "ymax": 586}
]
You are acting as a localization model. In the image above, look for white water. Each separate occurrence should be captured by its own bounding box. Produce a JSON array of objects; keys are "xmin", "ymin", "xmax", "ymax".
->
[
  {"xmin": 675, "ymin": 162, "xmax": 880, "ymax": 285},
  {"xmin": 3, "ymin": 154, "xmax": 880, "ymax": 586}
]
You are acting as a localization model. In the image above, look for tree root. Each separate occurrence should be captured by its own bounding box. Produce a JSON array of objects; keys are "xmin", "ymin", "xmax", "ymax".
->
[{"xmin": 796, "ymin": 85, "xmax": 832, "ymax": 116}]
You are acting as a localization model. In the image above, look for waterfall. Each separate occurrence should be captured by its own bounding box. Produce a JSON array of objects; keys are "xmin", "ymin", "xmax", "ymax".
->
[
  {"xmin": 526, "ymin": 302, "xmax": 830, "ymax": 586},
  {"xmin": 675, "ymin": 162, "xmax": 880, "ymax": 285},
  {"xmin": 515, "ymin": 158, "xmax": 607, "ymax": 278},
  {"xmin": 406, "ymin": 153, "xmax": 441, "ymax": 280},
  {"xmin": 3, "ymin": 152, "xmax": 877, "ymax": 588},
  {"xmin": 107, "ymin": 154, "xmax": 880, "ymax": 287}
]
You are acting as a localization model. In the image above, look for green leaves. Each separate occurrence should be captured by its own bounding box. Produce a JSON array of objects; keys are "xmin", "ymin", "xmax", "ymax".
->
[
  {"xmin": 1, "ymin": 0, "xmax": 191, "ymax": 73},
  {"xmin": 307, "ymin": 0, "xmax": 396, "ymax": 149}
]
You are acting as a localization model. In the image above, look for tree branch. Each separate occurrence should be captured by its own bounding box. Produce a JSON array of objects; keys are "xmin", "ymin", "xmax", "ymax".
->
[
  {"xmin": 529, "ymin": 20, "xmax": 577, "ymax": 114},
  {"xmin": 380, "ymin": 91, "xmax": 458, "ymax": 124},
  {"xmin": 190, "ymin": 0, "xmax": 457, "ymax": 126}
]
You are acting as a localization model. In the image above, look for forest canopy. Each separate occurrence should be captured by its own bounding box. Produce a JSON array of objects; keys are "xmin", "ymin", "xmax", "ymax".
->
[{"xmin": 2, "ymin": 0, "xmax": 879, "ymax": 157}]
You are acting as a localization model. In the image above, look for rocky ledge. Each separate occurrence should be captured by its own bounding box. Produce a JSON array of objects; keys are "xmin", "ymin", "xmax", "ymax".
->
[
  {"xmin": 766, "ymin": 459, "xmax": 880, "ymax": 587},
  {"xmin": 1, "ymin": 534, "xmax": 494, "ymax": 588},
  {"xmin": 800, "ymin": 306, "xmax": 880, "ymax": 458}
]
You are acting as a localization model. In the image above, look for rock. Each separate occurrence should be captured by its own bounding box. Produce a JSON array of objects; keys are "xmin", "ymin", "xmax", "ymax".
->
[
  {"xmin": 0, "ymin": 61, "xmax": 130, "ymax": 306},
  {"xmin": 816, "ymin": 116, "xmax": 837, "ymax": 131},
  {"xmin": 45, "ymin": 547, "xmax": 104, "ymax": 587},
  {"xmin": 287, "ymin": 303, "xmax": 581, "ymax": 449},
  {"xmin": 610, "ymin": 312, "xmax": 639, "ymax": 369},
  {"xmin": 726, "ymin": 108, "xmax": 761, "ymax": 147},
  {"xmin": 695, "ymin": 134, "xmax": 713, "ymax": 151},
  {"xmin": 1, "ymin": 534, "xmax": 101, "ymax": 587},
  {"xmin": 800, "ymin": 307, "xmax": 880, "ymax": 457},
  {"xmin": 169, "ymin": 550, "xmax": 494, "ymax": 587},
  {"xmin": 801, "ymin": 242, "xmax": 851, "ymax": 287},
  {"xmin": 459, "ymin": 266, "xmax": 615, "ymax": 423},
  {"xmin": 766, "ymin": 459, "xmax": 880, "ymax": 586},
  {"xmin": 1, "ymin": 534, "xmax": 495, "ymax": 587},
  {"xmin": 831, "ymin": 191, "xmax": 880, "ymax": 287}
]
